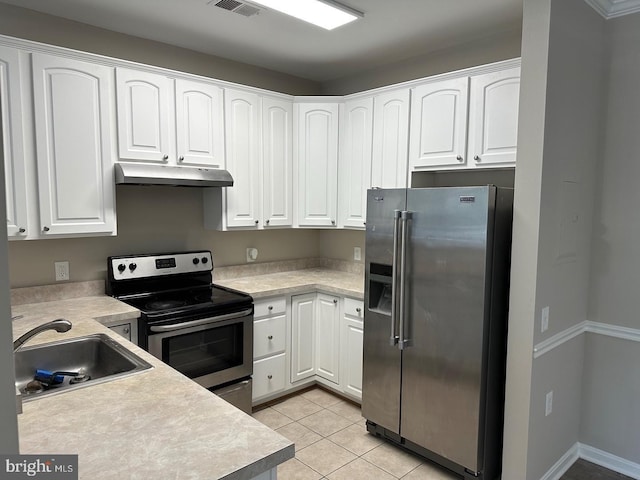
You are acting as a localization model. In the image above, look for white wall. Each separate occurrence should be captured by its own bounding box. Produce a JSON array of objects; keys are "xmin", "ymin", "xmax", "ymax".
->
[
  {"xmin": 503, "ymin": 0, "xmax": 605, "ymax": 478},
  {"xmin": 583, "ymin": 12, "xmax": 640, "ymax": 464}
]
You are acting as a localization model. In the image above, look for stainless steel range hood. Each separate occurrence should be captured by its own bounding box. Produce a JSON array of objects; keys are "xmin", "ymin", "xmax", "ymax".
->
[{"xmin": 114, "ymin": 163, "xmax": 233, "ymax": 187}]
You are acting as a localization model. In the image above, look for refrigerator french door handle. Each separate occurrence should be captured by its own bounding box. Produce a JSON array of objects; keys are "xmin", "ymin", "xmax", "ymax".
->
[
  {"xmin": 390, "ymin": 209, "xmax": 401, "ymax": 346},
  {"xmin": 398, "ymin": 210, "xmax": 412, "ymax": 350}
]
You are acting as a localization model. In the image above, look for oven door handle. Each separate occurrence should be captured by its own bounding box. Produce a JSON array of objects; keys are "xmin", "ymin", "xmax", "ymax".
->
[{"xmin": 149, "ymin": 308, "xmax": 253, "ymax": 333}]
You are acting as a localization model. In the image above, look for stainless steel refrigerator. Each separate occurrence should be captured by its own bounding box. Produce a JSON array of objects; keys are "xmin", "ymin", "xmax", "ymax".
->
[{"xmin": 362, "ymin": 186, "xmax": 513, "ymax": 480}]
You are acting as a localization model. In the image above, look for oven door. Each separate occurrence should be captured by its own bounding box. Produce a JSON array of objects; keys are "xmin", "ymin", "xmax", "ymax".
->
[{"xmin": 147, "ymin": 308, "xmax": 253, "ymax": 388}]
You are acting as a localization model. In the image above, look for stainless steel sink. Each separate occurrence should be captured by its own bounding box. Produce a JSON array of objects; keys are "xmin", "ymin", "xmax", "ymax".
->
[{"xmin": 15, "ymin": 333, "xmax": 153, "ymax": 402}]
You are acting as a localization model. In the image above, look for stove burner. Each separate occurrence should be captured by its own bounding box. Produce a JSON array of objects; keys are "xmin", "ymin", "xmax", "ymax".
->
[{"xmin": 145, "ymin": 299, "xmax": 188, "ymax": 311}]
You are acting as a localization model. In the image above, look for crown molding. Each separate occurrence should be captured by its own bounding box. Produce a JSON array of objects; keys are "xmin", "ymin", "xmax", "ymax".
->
[{"xmin": 584, "ymin": 0, "xmax": 640, "ymax": 19}]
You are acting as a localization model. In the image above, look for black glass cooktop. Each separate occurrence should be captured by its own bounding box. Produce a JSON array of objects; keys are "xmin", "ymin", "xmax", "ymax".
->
[{"xmin": 120, "ymin": 284, "xmax": 252, "ymax": 319}]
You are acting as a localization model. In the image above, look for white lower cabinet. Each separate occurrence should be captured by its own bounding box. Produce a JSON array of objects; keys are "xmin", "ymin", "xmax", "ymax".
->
[
  {"xmin": 252, "ymin": 297, "xmax": 287, "ymax": 404},
  {"xmin": 315, "ymin": 293, "xmax": 340, "ymax": 385},
  {"xmin": 290, "ymin": 293, "xmax": 316, "ymax": 383},
  {"xmin": 340, "ymin": 298, "xmax": 364, "ymax": 401}
]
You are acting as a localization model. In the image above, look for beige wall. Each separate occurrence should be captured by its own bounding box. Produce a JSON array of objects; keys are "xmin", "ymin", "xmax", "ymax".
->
[
  {"xmin": 583, "ymin": 11, "xmax": 640, "ymax": 463},
  {"xmin": 321, "ymin": 28, "xmax": 522, "ymax": 95},
  {"xmin": 8, "ymin": 187, "xmax": 321, "ymax": 288},
  {"xmin": 0, "ymin": 3, "xmax": 320, "ymax": 95}
]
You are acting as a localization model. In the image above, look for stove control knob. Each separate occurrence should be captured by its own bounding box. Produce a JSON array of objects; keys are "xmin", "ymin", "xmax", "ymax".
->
[
  {"xmin": 129, "ymin": 263, "xmax": 137, "ymax": 271},
  {"xmin": 193, "ymin": 258, "xmax": 200, "ymax": 265},
  {"xmin": 117, "ymin": 264, "xmax": 126, "ymax": 273},
  {"xmin": 201, "ymin": 257, "xmax": 209, "ymax": 264}
]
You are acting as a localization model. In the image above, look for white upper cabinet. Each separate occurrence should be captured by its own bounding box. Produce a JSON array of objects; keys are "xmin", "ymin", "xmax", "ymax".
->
[
  {"xmin": 338, "ymin": 97, "xmax": 373, "ymax": 230},
  {"xmin": 294, "ymin": 101, "xmax": 339, "ymax": 228},
  {"xmin": 32, "ymin": 53, "xmax": 116, "ymax": 235},
  {"xmin": 224, "ymin": 88, "xmax": 261, "ymax": 228},
  {"xmin": 409, "ymin": 77, "xmax": 470, "ymax": 170},
  {"xmin": 467, "ymin": 67, "xmax": 520, "ymax": 167},
  {"xmin": 371, "ymin": 88, "xmax": 410, "ymax": 189},
  {"xmin": 116, "ymin": 68, "xmax": 224, "ymax": 168},
  {"xmin": 175, "ymin": 78, "xmax": 224, "ymax": 168},
  {"xmin": 116, "ymin": 68, "xmax": 174, "ymax": 163},
  {"xmin": 0, "ymin": 46, "xmax": 28, "ymax": 238},
  {"xmin": 262, "ymin": 96, "xmax": 293, "ymax": 228}
]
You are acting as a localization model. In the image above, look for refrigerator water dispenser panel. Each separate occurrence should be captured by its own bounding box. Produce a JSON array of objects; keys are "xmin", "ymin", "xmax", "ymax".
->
[{"xmin": 368, "ymin": 263, "xmax": 393, "ymax": 315}]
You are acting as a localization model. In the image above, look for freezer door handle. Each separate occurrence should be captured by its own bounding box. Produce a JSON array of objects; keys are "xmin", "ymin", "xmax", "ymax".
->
[
  {"xmin": 398, "ymin": 210, "xmax": 412, "ymax": 350},
  {"xmin": 390, "ymin": 209, "xmax": 401, "ymax": 346}
]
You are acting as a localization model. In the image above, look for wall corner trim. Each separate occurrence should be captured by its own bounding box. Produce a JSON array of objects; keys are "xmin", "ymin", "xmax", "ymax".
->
[
  {"xmin": 539, "ymin": 442, "xmax": 580, "ymax": 480},
  {"xmin": 584, "ymin": 0, "xmax": 640, "ymax": 19},
  {"xmin": 533, "ymin": 321, "xmax": 640, "ymax": 359}
]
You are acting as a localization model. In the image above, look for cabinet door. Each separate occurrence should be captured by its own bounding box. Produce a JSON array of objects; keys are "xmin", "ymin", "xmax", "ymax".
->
[
  {"xmin": 342, "ymin": 316, "xmax": 363, "ymax": 401},
  {"xmin": 262, "ymin": 97, "xmax": 293, "ymax": 228},
  {"xmin": 409, "ymin": 78, "xmax": 469, "ymax": 170},
  {"xmin": 291, "ymin": 293, "xmax": 316, "ymax": 383},
  {"xmin": 468, "ymin": 67, "xmax": 520, "ymax": 167},
  {"xmin": 0, "ymin": 46, "xmax": 28, "ymax": 238},
  {"xmin": 338, "ymin": 97, "xmax": 372, "ymax": 229},
  {"xmin": 116, "ymin": 68, "xmax": 174, "ymax": 163},
  {"xmin": 224, "ymin": 88, "xmax": 261, "ymax": 228},
  {"xmin": 371, "ymin": 89, "xmax": 410, "ymax": 189},
  {"xmin": 315, "ymin": 293, "xmax": 340, "ymax": 384},
  {"xmin": 295, "ymin": 103, "xmax": 339, "ymax": 227},
  {"xmin": 175, "ymin": 78, "xmax": 224, "ymax": 168},
  {"xmin": 32, "ymin": 54, "xmax": 116, "ymax": 235}
]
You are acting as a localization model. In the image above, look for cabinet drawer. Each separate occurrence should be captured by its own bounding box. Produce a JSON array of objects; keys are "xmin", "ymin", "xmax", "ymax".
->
[
  {"xmin": 254, "ymin": 298, "xmax": 286, "ymax": 318},
  {"xmin": 344, "ymin": 298, "xmax": 364, "ymax": 319},
  {"xmin": 254, "ymin": 314, "xmax": 286, "ymax": 359},
  {"xmin": 253, "ymin": 353, "xmax": 286, "ymax": 400}
]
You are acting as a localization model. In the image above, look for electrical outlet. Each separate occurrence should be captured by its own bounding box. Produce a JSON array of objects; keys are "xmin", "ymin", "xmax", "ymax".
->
[
  {"xmin": 545, "ymin": 391, "xmax": 553, "ymax": 416},
  {"xmin": 55, "ymin": 261, "xmax": 69, "ymax": 282},
  {"xmin": 541, "ymin": 306, "xmax": 550, "ymax": 332},
  {"xmin": 354, "ymin": 247, "xmax": 362, "ymax": 261}
]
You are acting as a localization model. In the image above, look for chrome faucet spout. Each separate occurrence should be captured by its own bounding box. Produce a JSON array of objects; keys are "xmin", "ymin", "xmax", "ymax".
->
[{"xmin": 13, "ymin": 319, "xmax": 72, "ymax": 352}]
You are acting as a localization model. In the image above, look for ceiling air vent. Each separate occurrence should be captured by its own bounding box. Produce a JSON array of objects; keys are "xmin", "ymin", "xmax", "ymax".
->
[{"xmin": 211, "ymin": 0, "xmax": 261, "ymax": 17}]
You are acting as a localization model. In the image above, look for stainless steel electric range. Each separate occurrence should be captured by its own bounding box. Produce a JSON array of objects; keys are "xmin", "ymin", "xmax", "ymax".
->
[{"xmin": 106, "ymin": 251, "xmax": 254, "ymax": 414}]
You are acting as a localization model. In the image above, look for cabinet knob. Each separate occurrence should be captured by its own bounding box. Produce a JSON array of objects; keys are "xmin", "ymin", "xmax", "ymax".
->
[
  {"xmin": 331, "ymin": 220, "xmax": 335, "ymax": 225},
  {"xmin": 18, "ymin": 228, "xmax": 25, "ymax": 233},
  {"xmin": 268, "ymin": 335, "xmax": 273, "ymax": 340},
  {"xmin": 267, "ymin": 374, "xmax": 273, "ymax": 380},
  {"xmin": 456, "ymin": 155, "xmax": 463, "ymax": 161},
  {"xmin": 474, "ymin": 155, "xmax": 480, "ymax": 161},
  {"xmin": 356, "ymin": 308, "xmax": 362, "ymax": 313},
  {"xmin": 268, "ymin": 305, "xmax": 273, "ymax": 311},
  {"xmin": 178, "ymin": 156, "xmax": 184, "ymax": 162},
  {"xmin": 123, "ymin": 327, "xmax": 130, "ymax": 334},
  {"xmin": 266, "ymin": 220, "xmax": 270, "ymax": 225},
  {"xmin": 254, "ymin": 220, "xmax": 259, "ymax": 225},
  {"xmin": 43, "ymin": 226, "xmax": 50, "ymax": 232},
  {"xmin": 333, "ymin": 299, "xmax": 338, "ymax": 305}
]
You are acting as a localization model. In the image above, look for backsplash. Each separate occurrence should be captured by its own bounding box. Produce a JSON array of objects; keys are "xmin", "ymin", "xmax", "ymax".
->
[{"xmin": 10, "ymin": 258, "xmax": 364, "ymax": 306}]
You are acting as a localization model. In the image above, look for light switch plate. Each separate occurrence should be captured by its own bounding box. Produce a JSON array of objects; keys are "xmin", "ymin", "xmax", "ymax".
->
[
  {"xmin": 354, "ymin": 247, "xmax": 361, "ymax": 261},
  {"xmin": 545, "ymin": 391, "xmax": 553, "ymax": 416}
]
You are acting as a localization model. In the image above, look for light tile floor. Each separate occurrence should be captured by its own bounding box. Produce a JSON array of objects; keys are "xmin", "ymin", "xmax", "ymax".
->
[
  {"xmin": 252, "ymin": 387, "xmax": 457, "ymax": 480},
  {"xmin": 253, "ymin": 387, "xmax": 627, "ymax": 480}
]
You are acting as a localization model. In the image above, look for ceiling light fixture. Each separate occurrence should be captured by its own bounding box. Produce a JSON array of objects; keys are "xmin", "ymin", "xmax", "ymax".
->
[{"xmin": 247, "ymin": 0, "xmax": 363, "ymax": 30}]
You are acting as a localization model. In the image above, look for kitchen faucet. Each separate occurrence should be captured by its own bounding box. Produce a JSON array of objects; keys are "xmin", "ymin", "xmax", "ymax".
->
[{"xmin": 13, "ymin": 319, "xmax": 72, "ymax": 352}]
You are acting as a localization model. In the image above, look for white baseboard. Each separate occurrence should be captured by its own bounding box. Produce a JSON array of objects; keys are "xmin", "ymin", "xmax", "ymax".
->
[
  {"xmin": 539, "ymin": 443, "xmax": 580, "ymax": 480},
  {"xmin": 540, "ymin": 443, "xmax": 640, "ymax": 480},
  {"xmin": 578, "ymin": 443, "xmax": 640, "ymax": 479}
]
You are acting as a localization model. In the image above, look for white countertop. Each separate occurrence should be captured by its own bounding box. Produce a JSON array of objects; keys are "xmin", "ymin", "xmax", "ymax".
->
[{"xmin": 11, "ymin": 296, "xmax": 294, "ymax": 480}]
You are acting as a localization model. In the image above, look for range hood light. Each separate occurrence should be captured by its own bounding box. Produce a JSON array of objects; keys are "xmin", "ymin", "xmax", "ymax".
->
[{"xmin": 248, "ymin": 0, "xmax": 363, "ymax": 30}]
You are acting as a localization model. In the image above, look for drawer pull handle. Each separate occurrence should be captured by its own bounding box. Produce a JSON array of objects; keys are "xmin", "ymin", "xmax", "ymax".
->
[
  {"xmin": 268, "ymin": 306, "xmax": 273, "ymax": 311},
  {"xmin": 268, "ymin": 335, "xmax": 273, "ymax": 340},
  {"xmin": 123, "ymin": 327, "xmax": 130, "ymax": 334},
  {"xmin": 333, "ymin": 299, "xmax": 338, "ymax": 304},
  {"xmin": 356, "ymin": 308, "xmax": 362, "ymax": 313},
  {"xmin": 267, "ymin": 374, "xmax": 273, "ymax": 380}
]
